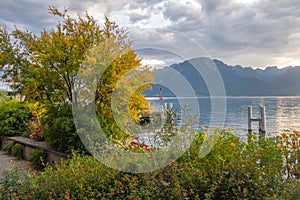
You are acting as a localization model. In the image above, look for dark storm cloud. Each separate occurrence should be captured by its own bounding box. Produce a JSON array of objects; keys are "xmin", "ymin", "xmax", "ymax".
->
[
  {"xmin": 158, "ymin": 0, "xmax": 300, "ymax": 67},
  {"xmin": 0, "ymin": 0, "xmax": 101, "ymax": 32},
  {"xmin": 0, "ymin": 0, "xmax": 161, "ymax": 31},
  {"xmin": 0, "ymin": 0, "xmax": 53, "ymax": 31},
  {"xmin": 1, "ymin": 0, "xmax": 299, "ymax": 67}
]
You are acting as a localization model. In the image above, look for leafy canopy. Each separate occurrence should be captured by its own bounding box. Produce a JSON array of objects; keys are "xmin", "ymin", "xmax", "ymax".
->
[{"xmin": 0, "ymin": 6, "xmax": 154, "ymax": 141}]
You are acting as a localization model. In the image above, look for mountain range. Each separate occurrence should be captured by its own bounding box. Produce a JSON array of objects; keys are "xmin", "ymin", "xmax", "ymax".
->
[{"xmin": 145, "ymin": 57, "xmax": 300, "ymax": 96}]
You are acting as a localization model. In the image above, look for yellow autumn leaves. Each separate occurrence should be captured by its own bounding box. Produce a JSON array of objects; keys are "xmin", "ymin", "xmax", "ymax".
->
[{"xmin": 276, "ymin": 130, "xmax": 300, "ymax": 153}]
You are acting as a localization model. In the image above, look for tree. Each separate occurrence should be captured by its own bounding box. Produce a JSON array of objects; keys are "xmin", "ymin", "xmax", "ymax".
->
[
  {"xmin": 0, "ymin": 24, "xmax": 28, "ymax": 90},
  {"xmin": 5, "ymin": 7, "xmax": 104, "ymax": 104},
  {"xmin": 77, "ymin": 23, "xmax": 154, "ymax": 141},
  {"xmin": 0, "ymin": 7, "xmax": 154, "ymax": 141}
]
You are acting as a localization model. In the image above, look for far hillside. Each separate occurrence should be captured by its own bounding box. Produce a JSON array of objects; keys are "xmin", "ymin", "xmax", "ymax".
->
[{"xmin": 144, "ymin": 58, "xmax": 300, "ymax": 97}]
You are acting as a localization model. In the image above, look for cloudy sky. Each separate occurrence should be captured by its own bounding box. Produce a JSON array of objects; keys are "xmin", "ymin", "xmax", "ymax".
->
[{"xmin": 1, "ymin": 0, "xmax": 300, "ymax": 69}]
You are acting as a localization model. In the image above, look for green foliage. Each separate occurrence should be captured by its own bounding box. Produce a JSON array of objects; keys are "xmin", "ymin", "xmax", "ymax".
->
[
  {"xmin": 43, "ymin": 103, "xmax": 85, "ymax": 153},
  {"xmin": 0, "ymin": 167, "xmax": 30, "ymax": 199},
  {"xmin": 180, "ymin": 130, "xmax": 286, "ymax": 199},
  {"xmin": 1, "ymin": 130, "xmax": 299, "ymax": 199},
  {"xmin": 79, "ymin": 20, "xmax": 154, "ymax": 141},
  {"xmin": 3, "ymin": 142, "xmax": 26, "ymax": 161},
  {"xmin": 0, "ymin": 24, "xmax": 27, "ymax": 89},
  {"xmin": 1, "ymin": 7, "xmax": 103, "ymax": 103},
  {"xmin": 29, "ymin": 148, "xmax": 46, "ymax": 168},
  {"xmin": 1, "ymin": 6, "xmax": 153, "ymax": 107},
  {"xmin": 11, "ymin": 143, "xmax": 23, "ymax": 158},
  {"xmin": 1, "ymin": 6, "xmax": 153, "ymax": 143},
  {"xmin": 2, "ymin": 141, "xmax": 15, "ymax": 153},
  {"xmin": 0, "ymin": 90, "xmax": 11, "ymax": 103},
  {"xmin": 0, "ymin": 100, "xmax": 32, "ymax": 137},
  {"xmin": 45, "ymin": 116, "xmax": 83, "ymax": 153}
]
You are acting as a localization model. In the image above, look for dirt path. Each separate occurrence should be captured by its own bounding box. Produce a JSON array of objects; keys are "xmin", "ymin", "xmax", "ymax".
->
[{"xmin": 0, "ymin": 150, "xmax": 35, "ymax": 180}]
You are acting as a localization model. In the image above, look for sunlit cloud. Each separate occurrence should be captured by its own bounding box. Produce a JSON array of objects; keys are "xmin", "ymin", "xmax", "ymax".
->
[
  {"xmin": 140, "ymin": 59, "xmax": 167, "ymax": 69},
  {"xmin": 1, "ymin": 0, "xmax": 300, "ymax": 68}
]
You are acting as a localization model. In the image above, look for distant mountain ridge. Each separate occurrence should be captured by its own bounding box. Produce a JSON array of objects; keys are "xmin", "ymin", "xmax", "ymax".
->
[{"xmin": 145, "ymin": 57, "xmax": 300, "ymax": 96}]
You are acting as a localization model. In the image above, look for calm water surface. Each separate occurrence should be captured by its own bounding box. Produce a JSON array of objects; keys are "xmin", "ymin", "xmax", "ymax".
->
[{"xmin": 147, "ymin": 96, "xmax": 300, "ymax": 137}]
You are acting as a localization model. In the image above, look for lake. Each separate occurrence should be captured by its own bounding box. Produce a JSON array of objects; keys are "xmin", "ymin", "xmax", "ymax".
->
[{"xmin": 146, "ymin": 96, "xmax": 300, "ymax": 137}]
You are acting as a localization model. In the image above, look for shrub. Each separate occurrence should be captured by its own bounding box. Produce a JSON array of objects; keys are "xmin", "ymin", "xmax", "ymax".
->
[
  {"xmin": 27, "ymin": 102, "xmax": 47, "ymax": 140},
  {"xmin": 0, "ymin": 100, "xmax": 32, "ymax": 137},
  {"xmin": 0, "ymin": 167, "xmax": 29, "ymax": 199},
  {"xmin": 277, "ymin": 130, "xmax": 300, "ymax": 178},
  {"xmin": 2, "ymin": 141, "xmax": 15, "ymax": 154},
  {"xmin": 29, "ymin": 148, "xmax": 47, "ymax": 168},
  {"xmin": 11, "ymin": 143, "xmax": 24, "ymax": 158},
  {"xmin": 0, "ymin": 130, "xmax": 299, "ymax": 199},
  {"xmin": 43, "ymin": 103, "xmax": 85, "ymax": 153},
  {"xmin": 0, "ymin": 90, "xmax": 11, "ymax": 103},
  {"xmin": 44, "ymin": 116, "xmax": 84, "ymax": 153}
]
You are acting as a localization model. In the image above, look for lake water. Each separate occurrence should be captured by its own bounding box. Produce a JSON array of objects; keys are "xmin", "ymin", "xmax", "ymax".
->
[{"xmin": 146, "ymin": 96, "xmax": 300, "ymax": 137}]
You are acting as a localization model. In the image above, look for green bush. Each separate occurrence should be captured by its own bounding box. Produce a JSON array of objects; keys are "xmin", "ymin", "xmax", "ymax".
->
[
  {"xmin": 43, "ymin": 104, "xmax": 85, "ymax": 153},
  {"xmin": 2, "ymin": 141, "xmax": 15, "ymax": 154},
  {"xmin": 0, "ymin": 100, "xmax": 32, "ymax": 137},
  {"xmin": 0, "ymin": 90, "xmax": 11, "ymax": 103},
  {"xmin": 29, "ymin": 148, "xmax": 47, "ymax": 168},
  {"xmin": 44, "ymin": 116, "xmax": 84, "ymax": 153},
  {"xmin": 0, "ymin": 167, "xmax": 29, "ymax": 199},
  {"xmin": 176, "ymin": 130, "xmax": 285, "ymax": 199},
  {"xmin": 11, "ymin": 143, "xmax": 24, "ymax": 158},
  {"xmin": 0, "ymin": 130, "xmax": 299, "ymax": 199}
]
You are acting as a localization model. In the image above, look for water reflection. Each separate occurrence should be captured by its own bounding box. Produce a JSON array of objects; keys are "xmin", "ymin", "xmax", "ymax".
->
[
  {"xmin": 273, "ymin": 97, "xmax": 300, "ymax": 134},
  {"xmin": 147, "ymin": 96, "xmax": 300, "ymax": 136}
]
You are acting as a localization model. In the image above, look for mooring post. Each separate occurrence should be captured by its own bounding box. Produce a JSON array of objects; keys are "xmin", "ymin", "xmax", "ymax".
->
[
  {"xmin": 248, "ymin": 106, "xmax": 252, "ymax": 134},
  {"xmin": 248, "ymin": 106, "xmax": 266, "ymax": 138},
  {"xmin": 259, "ymin": 105, "xmax": 266, "ymax": 138},
  {"xmin": 164, "ymin": 103, "xmax": 168, "ymax": 110},
  {"xmin": 169, "ymin": 103, "xmax": 173, "ymax": 110}
]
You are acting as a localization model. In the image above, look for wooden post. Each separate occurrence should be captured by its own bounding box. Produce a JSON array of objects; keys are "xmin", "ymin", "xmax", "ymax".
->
[
  {"xmin": 259, "ymin": 106, "xmax": 266, "ymax": 138},
  {"xmin": 248, "ymin": 106, "xmax": 252, "ymax": 134},
  {"xmin": 248, "ymin": 106, "xmax": 266, "ymax": 138}
]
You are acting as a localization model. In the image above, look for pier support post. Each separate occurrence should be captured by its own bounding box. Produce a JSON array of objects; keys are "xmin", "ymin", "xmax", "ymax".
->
[
  {"xmin": 248, "ymin": 106, "xmax": 252, "ymax": 134},
  {"xmin": 248, "ymin": 106, "xmax": 266, "ymax": 138},
  {"xmin": 259, "ymin": 106, "xmax": 266, "ymax": 138}
]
